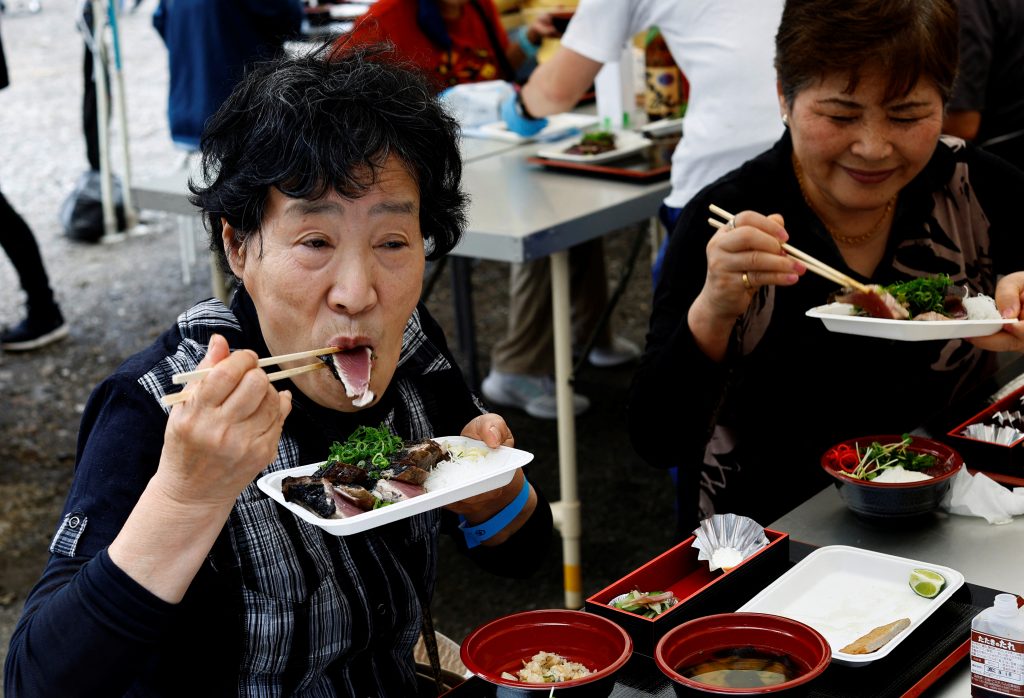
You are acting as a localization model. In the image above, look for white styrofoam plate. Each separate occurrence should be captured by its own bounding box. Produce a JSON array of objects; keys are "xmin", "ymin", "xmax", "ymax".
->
[
  {"xmin": 640, "ymin": 116, "xmax": 684, "ymax": 138},
  {"xmin": 536, "ymin": 130, "xmax": 653, "ymax": 164},
  {"xmin": 466, "ymin": 113, "xmax": 600, "ymax": 144},
  {"xmin": 738, "ymin": 545, "xmax": 964, "ymax": 666},
  {"xmin": 256, "ymin": 436, "xmax": 531, "ymax": 536},
  {"xmin": 327, "ymin": 4, "xmax": 368, "ymax": 18},
  {"xmin": 806, "ymin": 306, "xmax": 1015, "ymax": 341}
]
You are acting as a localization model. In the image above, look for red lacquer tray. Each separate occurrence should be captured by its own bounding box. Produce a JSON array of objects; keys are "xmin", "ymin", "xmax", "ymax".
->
[
  {"xmin": 526, "ymin": 155, "xmax": 671, "ymax": 182},
  {"xmin": 441, "ymin": 540, "xmax": 1007, "ymax": 697}
]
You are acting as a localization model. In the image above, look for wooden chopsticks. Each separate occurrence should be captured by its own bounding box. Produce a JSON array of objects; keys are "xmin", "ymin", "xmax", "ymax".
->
[
  {"xmin": 707, "ymin": 204, "xmax": 872, "ymax": 294},
  {"xmin": 160, "ymin": 346, "xmax": 339, "ymax": 408},
  {"xmin": 171, "ymin": 346, "xmax": 340, "ymax": 385}
]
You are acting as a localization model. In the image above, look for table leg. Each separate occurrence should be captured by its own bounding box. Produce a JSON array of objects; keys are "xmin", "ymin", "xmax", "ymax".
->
[
  {"xmin": 449, "ymin": 257, "xmax": 480, "ymax": 390},
  {"xmin": 550, "ymin": 250, "xmax": 581, "ymax": 609}
]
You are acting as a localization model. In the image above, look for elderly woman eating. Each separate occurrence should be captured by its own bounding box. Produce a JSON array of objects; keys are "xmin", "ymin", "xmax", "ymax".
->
[
  {"xmin": 628, "ymin": 0, "xmax": 1024, "ymax": 529},
  {"xmin": 4, "ymin": 46, "xmax": 552, "ymax": 696}
]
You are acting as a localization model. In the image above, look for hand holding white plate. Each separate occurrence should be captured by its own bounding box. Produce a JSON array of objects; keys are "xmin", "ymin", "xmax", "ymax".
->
[{"xmin": 256, "ymin": 436, "xmax": 533, "ymax": 536}]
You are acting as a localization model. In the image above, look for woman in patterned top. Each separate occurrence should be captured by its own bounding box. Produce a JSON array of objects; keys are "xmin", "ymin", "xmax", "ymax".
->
[
  {"xmin": 628, "ymin": 0, "xmax": 1024, "ymax": 530},
  {"xmin": 5, "ymin": 45, "xmax": 552, "ymax": 696}
]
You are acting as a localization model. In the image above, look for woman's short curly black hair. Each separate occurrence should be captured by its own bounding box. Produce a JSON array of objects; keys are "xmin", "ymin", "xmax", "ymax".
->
[{"xmin": 189, "ymin": 43, "xmax": 467, "ymax": 274}]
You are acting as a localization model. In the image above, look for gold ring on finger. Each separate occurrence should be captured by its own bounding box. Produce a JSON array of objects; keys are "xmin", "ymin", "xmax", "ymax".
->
[{"xmin": 742, "ymin": 272, "xmax": 754, "ymax": 292}]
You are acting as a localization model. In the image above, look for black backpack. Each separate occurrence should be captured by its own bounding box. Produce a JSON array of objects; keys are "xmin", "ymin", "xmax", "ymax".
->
[{"xmin": 59, "ymin": 170, "xmax": 128, "ymax": 242}]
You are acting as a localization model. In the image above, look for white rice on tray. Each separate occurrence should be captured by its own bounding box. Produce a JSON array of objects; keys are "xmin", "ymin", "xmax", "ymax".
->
[
  {"xmin": 422, "ymin": 442, "xmax": 490, "ymax": 491},
  {"xmin": 963, "ymin": 294, "xmax": 1002, "ymax": 320},
  {"xmin": 501, "ymin": 651, "xmax": 593, "ymax": 684}
]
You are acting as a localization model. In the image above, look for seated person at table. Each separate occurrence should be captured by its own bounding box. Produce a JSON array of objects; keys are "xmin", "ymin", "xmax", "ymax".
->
[
  {"xmin": 341, "ymin": 0, "xmax": 556, "ymax": 89},
  {"xmin": 628, "ymin": 0, "xmax": 1024, "ymax": 529},
  {"xmin": 4, "ymin": 45, "xmax": 552, "ymax": 696},
  {"xmin": 502, "ymin": 0, "xmax": 785, "ymax": 287}
]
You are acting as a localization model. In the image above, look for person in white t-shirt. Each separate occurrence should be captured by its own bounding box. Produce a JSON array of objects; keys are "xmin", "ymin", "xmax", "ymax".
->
[
  {"xmin": 484, "ymin": 0, "xmax": 784, "ymax": 418},
  {"xmin": 502, "ymin": 0, "xmax": 785, "ymax": 282}
]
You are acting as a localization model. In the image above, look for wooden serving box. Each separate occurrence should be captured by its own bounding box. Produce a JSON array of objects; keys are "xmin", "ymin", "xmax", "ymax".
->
[
  {"xmin": 945, "ymin": 382, "xmax": 1024, "ymax": 486},
  {"xmin": 584, "ymin": 528, "xmax": 790, "ymax": 657}
]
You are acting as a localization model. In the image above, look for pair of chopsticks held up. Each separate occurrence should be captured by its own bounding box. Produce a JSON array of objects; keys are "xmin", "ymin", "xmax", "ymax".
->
[
  {"xmin": 707, "ymin": 204, "xmax": 871, "ymax": 294},
  {"xmin": 160, "ymin": 347, "xmax": 340, "ymax": 407}
]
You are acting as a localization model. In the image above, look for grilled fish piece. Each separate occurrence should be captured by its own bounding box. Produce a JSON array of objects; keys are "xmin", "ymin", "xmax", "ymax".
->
[
  {"xmin": 835, "ymin": 285, "xmax": 910, "ymax": 320},
  {"xmin": 281, "ymin": 476, "xmax": 367, "ymax": 519},
  {"xmin": 281, "ymin": 477, "xmax": 337, "ymax": 518},
  {"xmin": 376, "ymin": 440, "xmax": 448, "ymax": 483},
  {"xmin": 393, "ymin": 440, "xmax": 449, "ymax": 471},
  {"xmin": 372, "ymin": 479, "xmax": 424, "ymax": 504},
  {"xmin": 320, "ymin": 461, "xmax": 370, "ymax": 486},
  {"xmin": 334, "ymin": 484, "xmax": 378, "ymax": 511},
  {"xmin": 839, "ymin": 618, "xmax": 911, "ymax": 654}
]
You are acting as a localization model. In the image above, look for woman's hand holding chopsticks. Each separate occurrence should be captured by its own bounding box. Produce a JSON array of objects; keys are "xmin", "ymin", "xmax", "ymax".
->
[
  {"xmin": 160, "ymin": 333, "xmax": 291, "ymax": 495},
  {"xmin": 110, "ymin": 334, "xmax": 292, "ymax": 602},
  {"xmin": 689, "ymin": 209, "xmax": 806, "ymax": 362},
  {"xmin": 684, "ymin": 205, "xmax": 802, "ymax": 358}
]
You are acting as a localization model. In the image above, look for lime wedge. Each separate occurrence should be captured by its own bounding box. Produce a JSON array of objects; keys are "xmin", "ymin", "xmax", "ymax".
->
[{"xmin": 909, "ymin": 568, "xmax": 946, "ymax": 598}]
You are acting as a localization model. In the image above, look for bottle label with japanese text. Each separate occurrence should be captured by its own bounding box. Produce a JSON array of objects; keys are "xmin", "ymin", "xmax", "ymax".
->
[{"xmin": 972, "ymin": 630, "xmax": 1024, "ymax": 697}]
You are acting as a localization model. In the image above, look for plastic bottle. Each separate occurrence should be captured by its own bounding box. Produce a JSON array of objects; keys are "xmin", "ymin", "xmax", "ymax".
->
[
  {"xmin": 643, "ymin": 27, "xmax": 687, "ymax": 122},
  {"xmin": 971, "ymin": 593, "xmax": 1024, "ymax": 698},
  {"xmin": 594, "ymin": 45, "xmax": 635, "ymax": 131}
]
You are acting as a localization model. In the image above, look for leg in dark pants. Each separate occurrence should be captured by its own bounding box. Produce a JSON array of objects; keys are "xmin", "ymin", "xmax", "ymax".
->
[
  {"xmin": 0, "ymin": 189, "xmax": 66, "ymax": 350},
  {"xmin": 83, "ymin": 42, "xmax": 101, "ymax": 171},
  {"xmin": 81, "ymin": 4, "xmax": 108, "ymax": 172}
]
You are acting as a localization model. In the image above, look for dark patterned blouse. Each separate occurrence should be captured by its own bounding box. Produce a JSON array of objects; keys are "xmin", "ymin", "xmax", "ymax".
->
[{"xmin": 629, "ymin": 131, "xmax": 1024, "ymax": 526}]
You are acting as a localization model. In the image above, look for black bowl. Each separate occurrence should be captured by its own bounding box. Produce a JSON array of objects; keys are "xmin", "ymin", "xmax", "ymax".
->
[{"xmin": 820, "ymin": 435, "xmax": 963, "ymax": 519}]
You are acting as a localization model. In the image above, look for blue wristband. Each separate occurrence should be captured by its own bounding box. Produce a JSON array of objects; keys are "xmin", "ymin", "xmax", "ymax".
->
[
  {"xmin": 516, "ymin": 25, "xmax": 539, "ymax": 61},
  {"xmin": 458, "ymin": 477, "xmax": 530, "ymax": 549}
]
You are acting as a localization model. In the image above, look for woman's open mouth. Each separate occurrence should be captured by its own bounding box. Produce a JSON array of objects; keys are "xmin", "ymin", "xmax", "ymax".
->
[{"xmin": 320, "ymin": 344, "xmax": 376, "ymax": 407}]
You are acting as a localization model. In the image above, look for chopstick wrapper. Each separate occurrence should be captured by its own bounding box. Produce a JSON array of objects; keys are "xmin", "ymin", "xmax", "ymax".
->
[{"xmin": 941, "ymin": 468, "xmax": 1024, "ymax": 525}]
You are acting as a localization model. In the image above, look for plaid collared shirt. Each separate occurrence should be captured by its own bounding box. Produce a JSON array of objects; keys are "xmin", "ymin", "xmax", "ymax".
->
[{"xmin": 27, "ymin": 293, "xmax": 485, "ymax": 697}]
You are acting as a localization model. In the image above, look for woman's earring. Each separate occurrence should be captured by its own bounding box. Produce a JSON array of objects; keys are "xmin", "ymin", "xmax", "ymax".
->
[{"xmin": 782, "ymin": 113, "xmax": 789, "ymax": 127}]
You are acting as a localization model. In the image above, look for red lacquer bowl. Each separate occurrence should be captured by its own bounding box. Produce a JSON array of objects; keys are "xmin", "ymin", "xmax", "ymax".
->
[
  {"xmin": 460, "ymin": 609, "xmax": 632, "ymax": 697},
  {"xmin": 655, "ymin": 612, "xmax": 831, "ymax": 696}
]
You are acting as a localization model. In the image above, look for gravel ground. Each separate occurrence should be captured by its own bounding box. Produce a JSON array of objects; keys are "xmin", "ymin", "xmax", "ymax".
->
[{"xmin": 0, "ymin": 2, "xmax": 677, "ymax": 687}]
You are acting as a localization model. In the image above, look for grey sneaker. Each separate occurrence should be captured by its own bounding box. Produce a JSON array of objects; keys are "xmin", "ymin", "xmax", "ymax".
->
[
  {"xmin": 588, "ymin": 336, "xmax": 641, "ymax": 368},
  {"xmin": 480, "ymin": 371, "xmax": 589, "ymax": 420}
]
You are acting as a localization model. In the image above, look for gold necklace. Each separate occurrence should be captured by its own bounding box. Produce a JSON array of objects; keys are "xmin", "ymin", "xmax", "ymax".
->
[{"xmin": 792, "ymin": 153, "xmax": 896, "ymax": 247}]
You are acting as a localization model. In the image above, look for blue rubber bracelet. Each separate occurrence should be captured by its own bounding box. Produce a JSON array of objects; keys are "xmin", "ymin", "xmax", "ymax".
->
[
  {"xmin": 516, "ymin": 25, "xmax": 539, "ymax": 61},
  {"xmin": 458, "ymin": 477, "xmax": 530, "ymax": 549}
]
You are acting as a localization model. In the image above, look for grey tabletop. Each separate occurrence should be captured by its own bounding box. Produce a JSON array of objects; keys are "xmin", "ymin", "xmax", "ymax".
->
[
  {"xmin": 771, "ymin": 485, "xmax": 1024, "ymax": 696},
  {"xmin": 131, "ymin": 135, "xmax": 523, "ymax": 218},
  {"xmin": 451, "ymin": 142, "xmax": 670, "ymax": 262}
]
